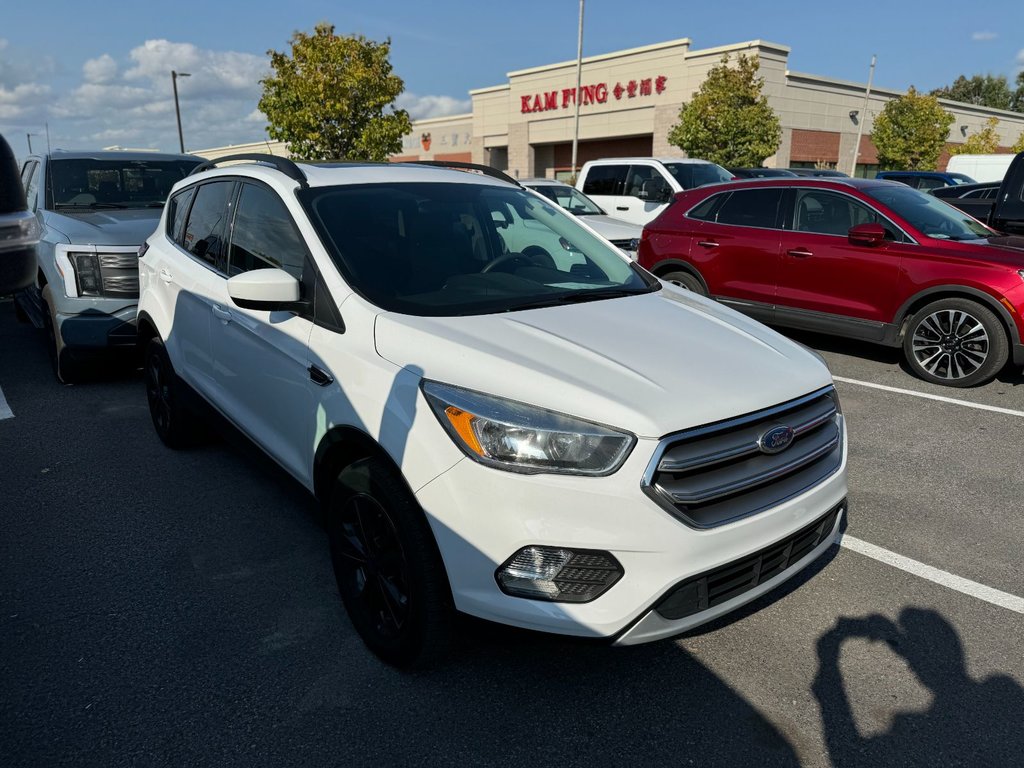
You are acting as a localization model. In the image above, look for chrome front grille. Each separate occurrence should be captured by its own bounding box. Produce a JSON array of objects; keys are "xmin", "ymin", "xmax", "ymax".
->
[
  {"xmin": 99, "ymin": 252, "xmax": 140, "ymax": 297},
  {"xmin": 643, "ymin": 387, "xmax": 843, "ymax": 529}
]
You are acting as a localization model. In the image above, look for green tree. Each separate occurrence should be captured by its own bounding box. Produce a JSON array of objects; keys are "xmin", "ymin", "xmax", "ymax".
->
[
  {"xmin": 950, "ymin": 116, "xmax": 1003, "ymax": 155},
  {"xmin": 1012, "ymin": 130, "xmax": 1024, "ymax": 153},
  {"xmin": 930, "ymin": 74, "xmax": 1014, "ymax": 111},
  {"xmin": 872, "ymin": 87, "xmax": 955, "ymax": 170},
  {"xmin": 667, "ymin": 54, "xmax": 782, "ymax": 166},
  {"xmin": 259, "ymin": 24, "xmax": 411, "ymax": 161},
  {"xmin": 1012, "ymin": 72, "xmax": 1024, "ymax": 113}
]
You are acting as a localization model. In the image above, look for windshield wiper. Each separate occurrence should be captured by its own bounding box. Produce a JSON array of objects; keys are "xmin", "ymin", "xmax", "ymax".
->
[
  {"xmin": 504, "ymin": 288, "xmax": 649, "ymax": 312},
  {"xmin": 55, "ymin": 202, "xmax": 129, "ymax": 210}
]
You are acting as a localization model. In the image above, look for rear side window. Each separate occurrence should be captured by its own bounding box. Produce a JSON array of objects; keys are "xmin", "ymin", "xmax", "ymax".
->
[
  {"xmin": 167, "ymin": 186, "xmax": 195, "ymax": 246},
  {"xmin": 183, "ymin": 181, "xmax": 233, "ymax": 270},
  {"xmin": 714, "ymin": 189, "xmax": 783, "ymax": 229},
  {"xmin": 228, "ymin": 183, "xmax": 308, "ymax": 279},
  {"xmin": 688, "ymin": 194, "xmax": 725, "ymax": 221},
  {"xmin": 582, "ymin": 165, "xmax": 627, "ymax": 196}
]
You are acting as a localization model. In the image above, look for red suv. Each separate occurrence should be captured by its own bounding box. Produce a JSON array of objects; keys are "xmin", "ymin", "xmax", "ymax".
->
[{"xmin": 638, "ymin": 178, "xmax": 1024, "ymax": 387}]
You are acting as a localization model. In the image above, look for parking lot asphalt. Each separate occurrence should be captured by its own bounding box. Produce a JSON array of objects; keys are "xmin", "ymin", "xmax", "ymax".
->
[{"xmin": 2, "ymin": 299, "xmax": 1023, "ymax": 767}]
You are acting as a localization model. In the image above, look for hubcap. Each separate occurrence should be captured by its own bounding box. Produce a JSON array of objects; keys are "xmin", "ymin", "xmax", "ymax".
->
[
  {"xmin": 911, "ymin": 309, "xmax": 989, "ymax": 380},
  {"xmin": 336, "ymin": 494, "xmax": 410, "ymax": 638}
]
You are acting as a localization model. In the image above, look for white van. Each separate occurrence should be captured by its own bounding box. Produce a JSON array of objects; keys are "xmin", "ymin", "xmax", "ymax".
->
[
  {"xmin": 576, "ymin": 157, "xmax": 733, "ymax": 225},
  {"xmin": 946, "ymin": 154, "xmax": 1015, "ymax": 183}
]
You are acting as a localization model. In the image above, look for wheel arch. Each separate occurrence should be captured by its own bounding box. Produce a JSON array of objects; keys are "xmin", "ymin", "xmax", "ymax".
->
[
  {"xmin": 651, "ymin": 259, "xmax": 709, "ymax": 292},
  {"xmin": 313, "ymin": 425, "xmax": 415, "ymax": 509},
  {"xmin": 892, "ymin": 285, "xmax": 1020, "ymax": 347}
]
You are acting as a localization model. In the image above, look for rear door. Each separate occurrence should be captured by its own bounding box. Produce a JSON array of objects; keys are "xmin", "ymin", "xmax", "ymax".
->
[
  {"xmin": 686, "ymin": 187, "xmax": 784, "ymax": 322},
  {"xmin": 580, "ymin": 163, "xmax": 631, "ymax": 221},
  {"xmin": 775, "ymin": 188, "xmax": 907, "ymax": 334}
]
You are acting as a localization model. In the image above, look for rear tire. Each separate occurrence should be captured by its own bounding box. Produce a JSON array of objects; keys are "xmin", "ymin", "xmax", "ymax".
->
[
  {"xmin": 903, "ymin": 298, "xmax": 1008, "ymax": 387},
  {"xmin": 661, "ymin": 270, "xmax": 706, "ymax": 295},
  {"xmin": 144, "ymin": 337, "xmax": 204, "ymax": 448},
  {"xmin": 327, "ymin": 457, "xmax": 454, "ymax": 669}
]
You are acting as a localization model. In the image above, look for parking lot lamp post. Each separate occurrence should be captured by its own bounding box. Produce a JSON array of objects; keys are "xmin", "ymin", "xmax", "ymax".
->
[
  {"xmin": 570, "ymin": 0, "xmax": 584, "ymax": 182},
  {"xmin": 172, "ymin": 71, "xmax": 191, "ymax": 153},
  {"xmin": 850, "ymin": 55, "xmax": 876, "ymax": 177}
]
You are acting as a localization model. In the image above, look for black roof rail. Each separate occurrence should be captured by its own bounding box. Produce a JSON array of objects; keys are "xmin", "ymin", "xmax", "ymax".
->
[
  {"xmin": 189, "ymin": 153, "xmax": 308, "ymax": 187},
  {"xmin": 407, "ymin": 160, "xmax": 520, "ymax": 187}
]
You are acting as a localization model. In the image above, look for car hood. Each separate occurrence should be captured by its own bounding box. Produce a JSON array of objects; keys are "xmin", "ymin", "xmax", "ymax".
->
[
  {"xmin": 578, "ymin": 215, "xmax": 642, "ymax": 243},
  {"xmin": 43, "ymin": 208, "xmax": 161, "ymax": 246},
  {"xmin": 374, "ymin": 288, "xmax": 833, "ymax": 438}
]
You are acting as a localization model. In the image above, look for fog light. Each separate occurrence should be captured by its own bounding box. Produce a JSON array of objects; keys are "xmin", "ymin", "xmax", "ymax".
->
[{"xmin": 496, "ymin": 546, "xmax": 623, "ymax": 603}]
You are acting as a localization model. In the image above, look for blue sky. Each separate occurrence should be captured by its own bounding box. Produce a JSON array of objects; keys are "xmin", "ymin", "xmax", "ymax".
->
[{"xmin": 1, "ymin": 0, "xmax": 1022, "ymax": 157}]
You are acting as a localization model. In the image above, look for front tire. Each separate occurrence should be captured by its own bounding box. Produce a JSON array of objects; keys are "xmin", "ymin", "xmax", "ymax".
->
[
  {"xmin": 903, "ymin": 298, "xmax": 1008, "ymax": 387},
  {"xmin": 41, "ymin": 287, "xmax": 79, "ymax": 384},
  {"xmin": 144, "ymin": 337, "xmax": 203, "ymax": 448},
  {"xmin": 661, "ymin": 270, "xmax": 706, "ymax": 295},
  {"xmin": 327, "ymin": 457, "xmax": 453, "ymax": 669}
]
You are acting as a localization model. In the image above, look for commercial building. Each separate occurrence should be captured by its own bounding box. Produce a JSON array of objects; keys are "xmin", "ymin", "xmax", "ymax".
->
[{"xmin": 196, "ymin": 37, "xmax": 1024, "ymax": 180}]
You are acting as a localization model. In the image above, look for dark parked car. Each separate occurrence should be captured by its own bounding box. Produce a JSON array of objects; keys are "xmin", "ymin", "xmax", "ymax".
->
[
  {"xmin": 729, "ymin": 168, "xmax": 799, "ymax": 178},
  {"xmin": 930, "ymin": 181, "xmax": 1001, "ymax": 219},
  {"xmin": 875, "ymin": 170, "xmax": 975, "ymax": 190},
  {"xmin": 0, "ymin": 133, "xmax": 40, "ymax": 294},
  {"xmin": 784, "ymin": 168, "xmax": 850, "ymax": 178},
  {"xmin": 638, "ymin": 177, "xmax": 1024, "ymax": 387}
]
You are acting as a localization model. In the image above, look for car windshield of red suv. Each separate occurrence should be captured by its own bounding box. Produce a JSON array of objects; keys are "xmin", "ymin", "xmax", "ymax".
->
[{"xmin": 864, "ymin": 185, "xmax": 994, "ymax": 241}]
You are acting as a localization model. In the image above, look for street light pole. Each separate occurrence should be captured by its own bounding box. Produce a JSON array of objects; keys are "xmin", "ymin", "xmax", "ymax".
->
[
  {"xmin": 172, "ymin": 70, "xmax": 191, "ymax": 154},
  {"xmin": 26, "ymin": 133, "xmax": 35, "ymax": 154},
  {"xmin": 850, "ymin": 54, "xmax": 876, "ymax": 177},
  {"xmin": 570, "ymin": 0, "xmax": 585, "ymax": 182}
]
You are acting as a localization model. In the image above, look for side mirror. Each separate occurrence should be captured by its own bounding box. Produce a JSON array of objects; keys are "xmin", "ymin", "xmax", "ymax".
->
[
  {"xmin": 848, "ymin": 222, "xmax": 886, "ymax": 247},
  {"xmin": 227, "ymin": 268, "xmax": 303, "ymax": 311}
]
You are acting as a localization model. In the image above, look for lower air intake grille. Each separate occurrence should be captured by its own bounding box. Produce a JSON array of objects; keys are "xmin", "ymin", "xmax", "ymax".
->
[{"xmin": 654, "ymin": 501, "xmax": 843, "ymax": 621}]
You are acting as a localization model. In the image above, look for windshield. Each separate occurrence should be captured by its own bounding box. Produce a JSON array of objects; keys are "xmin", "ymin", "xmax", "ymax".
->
[
  {"xmin": 865, "ymin": 184, "xmax": 994, "ymax": 240},
  {"xmin": 299, "ymin": 182, "xmax": 656, "ymax": 317},
  {"xmin": 663, "ymin": 162, "xmax": 733, "ymax": 189},
  {"xmin": 948, "ymin": 173, "xmax": 976, "ymax": 185},
  {"xmin": 527, "ymin": 184, "xmax": 605, "ymax": 215},
  {"xmin": 48, "ymin": 158, "xmax": 200, "ymax": 209}
]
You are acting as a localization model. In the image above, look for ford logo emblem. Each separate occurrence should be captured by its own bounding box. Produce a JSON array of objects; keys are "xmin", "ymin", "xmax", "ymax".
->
[{"xmin": 758, "ymin": 425, "xmax": 795, "ymax": 455}]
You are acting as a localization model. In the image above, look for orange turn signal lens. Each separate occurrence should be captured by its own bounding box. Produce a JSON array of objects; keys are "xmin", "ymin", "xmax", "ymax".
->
[{"xmin": 443, "ymin": 406, "xmax": 485, "ymax": 456}]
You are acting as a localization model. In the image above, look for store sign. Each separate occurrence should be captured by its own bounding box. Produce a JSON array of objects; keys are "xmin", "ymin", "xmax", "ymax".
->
[{"xmin": 520, "ymin": 75, "xmax": 667, "ymax": 114}]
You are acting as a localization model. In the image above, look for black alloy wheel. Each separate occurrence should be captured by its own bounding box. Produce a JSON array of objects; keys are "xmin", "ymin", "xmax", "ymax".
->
[
  {"xmin": 903, "ymin": 298, "xmax": 1008, "ymax": 388},
  {"xmin": 144, "ymin": 337, "xmax": 202, "ymax": 448},
  {"xmin": 328, "ymin": 458, "xmax": 453, "ymax": 668}
]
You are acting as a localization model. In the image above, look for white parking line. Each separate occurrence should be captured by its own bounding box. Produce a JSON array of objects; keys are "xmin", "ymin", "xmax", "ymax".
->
[
  {"xmin": 833, "ymin": 376, "xmax": 1024, "ymax": 419},
  {"xmin": 840, "ymin": 535, "xmax": 1024, "ymax": 615},
  {"xmin": 0, "ymin": 385, "xmax": 12, "ymax": 421}
]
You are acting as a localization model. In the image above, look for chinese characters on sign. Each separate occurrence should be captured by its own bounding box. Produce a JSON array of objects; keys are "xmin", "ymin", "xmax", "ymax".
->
[
  {"xmin": 405, "ymin": 131, "xmax": 472, "ymax": 153},
  {"xmin": 520, "ymin": 75, "xmax": 668, "ymax": 113}
]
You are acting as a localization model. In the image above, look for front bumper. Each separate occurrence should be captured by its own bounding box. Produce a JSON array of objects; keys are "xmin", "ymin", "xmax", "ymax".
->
[
  {"xmin": 414, "ymin": 425, "xmax": 848, "ymax": 643},
  {"xmin": 56, "ymin": 304, "xmax": 138, "ymax": 349}
]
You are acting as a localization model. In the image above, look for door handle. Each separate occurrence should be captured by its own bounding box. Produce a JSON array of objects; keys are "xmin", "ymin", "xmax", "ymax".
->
[
  {"xmin": 211, "ymin": 305, "xmax": 232, "ymax": 322},
  {"xmin": 308, "ymin": 364, "xmax": 334, "ymax": 387},
  {"xmin": 159, "ymin": 269, "xmax": 173, "ymax": 283},
  {"xmin": 615, "ymin": 206, "xmax": 629, "ymax": 211},
  {"xmin": 697, "ymin": 240, "xmax": 719, "ymax": 248},
  {"xmin": 787, "ymin": 248, "xmax": 813, "ymax": 258}
]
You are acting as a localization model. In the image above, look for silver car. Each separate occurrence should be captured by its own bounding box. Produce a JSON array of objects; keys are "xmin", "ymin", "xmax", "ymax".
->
[
  {"xmin": 521, "ymin": 178, "xmax": 642, "ymax": 259},
  {"xmin": 15, "ymin": 150, "xmax": 201, "ymax": 382}
]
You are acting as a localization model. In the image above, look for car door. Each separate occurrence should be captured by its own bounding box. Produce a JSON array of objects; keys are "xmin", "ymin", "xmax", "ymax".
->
[
  {"xmin": 581, "ymin": 163, "xmax": 659, "ymax": 224},
  {"xmin": 165, "ymin": 180, "xmax": 235, "ymax": 399},
  {"xmin": 686, "ymin": 187, "xmax": 784, "ymax": 322},
  {"xmin": 210, "ymin": 180, "xmax": 318, "ymax": 484},
  {"xmin": 775, "ymin": 188, "xmax": 907, "ymax": 333}
]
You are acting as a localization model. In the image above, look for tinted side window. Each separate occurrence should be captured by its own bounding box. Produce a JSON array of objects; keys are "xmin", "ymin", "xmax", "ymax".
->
[
  {"xmin": 794, "ymin": 190, "xmax": 883, "ymax": 236},
  {"xmin": 624, "ymin": 165, "xmax": 660, "ymax": 198},
  {"xmin": 714, "ymin": 189, "xmax": 783, "ymax": 229},
  {"xmin": 582, "ymin": 165, "xmax": 627, "ymax": 196},
  {"xmin": 183, "ymin": 181, "xmax": 233, "ymax": 269},
  {"xmin": 20, "ymin": 161, "xmax": 36, "ymax": 192},
  {"xmin": 229, "ymin": 183, "xmax": 308, "ymax": 280},
  {"xmin": 167, "ymin": 186, "xmax": 196, "ymax": 245},
  {"xmin": 688, "ymin": 194, "xmax": 725, "ymax": 221},
  {"xmin": 918, "ymin": 177, "xmax": 946, "ymax": 191}
]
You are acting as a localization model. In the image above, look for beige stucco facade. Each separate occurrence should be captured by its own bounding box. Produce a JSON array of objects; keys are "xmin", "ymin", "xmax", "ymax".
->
[{"xmin": 396, "ymin": 37, "xmax": 1024, "ymax": 179}]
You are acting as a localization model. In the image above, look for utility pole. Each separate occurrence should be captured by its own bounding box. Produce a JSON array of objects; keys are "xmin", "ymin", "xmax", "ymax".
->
[
  {"xmin": 850, "ymin": 55, "xmax": 876, "ymax": 177},
  {"xmin": 26, "ymin": 133, "xmax": 34, "ymax": 154},
  {"xmin": 570, "ymin": 0, "xmax": 585, "ymax": 182},
  {"xmin": 172, "ymin": 70, "xmax": 191, "ymax": 153}
]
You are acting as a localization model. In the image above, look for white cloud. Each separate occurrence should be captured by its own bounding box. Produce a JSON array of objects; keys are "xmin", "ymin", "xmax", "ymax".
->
[
  {"xmin": 83, "ymin": 54, "xmax": 118, "ymax": 84},
  {"xmin": 396, "ymin": 92, "xmax": 472, "ymax": 120},
  {"xmin": 971, "ymin": 31, "xmax": 997, "ymax": 41}
]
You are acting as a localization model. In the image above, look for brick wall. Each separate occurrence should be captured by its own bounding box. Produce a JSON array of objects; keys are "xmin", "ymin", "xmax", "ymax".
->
[
  {"xmin": 790, "ymin": 129, "xmax": 841, "ymax": 164},
  {"xmin": 551, "ymin": 136, "xmax": 654, "ymax": 171}
]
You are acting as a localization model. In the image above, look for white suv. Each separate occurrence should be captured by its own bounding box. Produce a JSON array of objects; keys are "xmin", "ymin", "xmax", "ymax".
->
[{"xmin": 138, "ymin": 155, "xmax": 847, "ymax": 667}]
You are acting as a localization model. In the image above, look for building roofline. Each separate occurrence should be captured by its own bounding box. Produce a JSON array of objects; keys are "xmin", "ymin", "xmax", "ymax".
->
[
  {"xmin": 410, "ymin": 113, "xmax": 473, "ymax": 127},
  {"xmin": 506, "ymin": 38, "xmax": 692, "ymax": 78},
  {"xmin": 469, "ymin": 83, "xmax": 511, "ymax": 96},
  {"xmin": 685, "ymin": 39, "xmax": 791, "ymax": 58}
]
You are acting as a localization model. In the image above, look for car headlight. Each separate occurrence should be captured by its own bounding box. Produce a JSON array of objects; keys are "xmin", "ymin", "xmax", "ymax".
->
[{"xmin": 422, "ymin": 381, "xmax": 635, "ymax": 476}]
